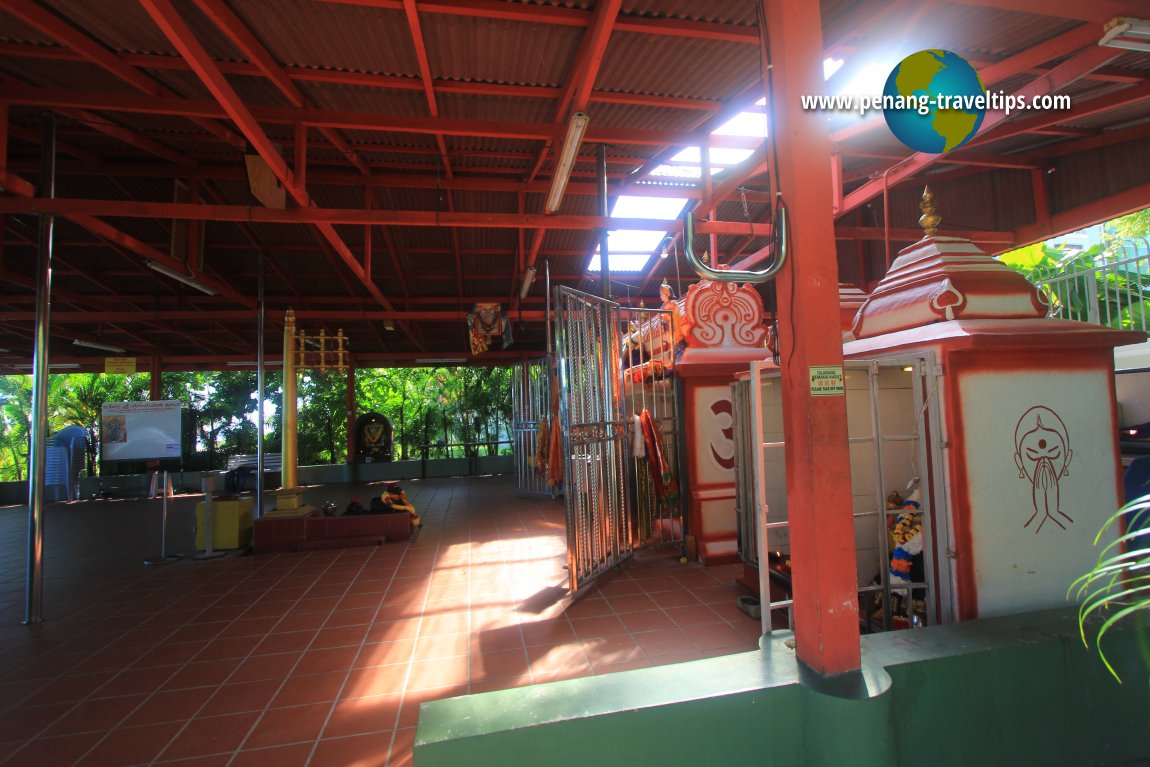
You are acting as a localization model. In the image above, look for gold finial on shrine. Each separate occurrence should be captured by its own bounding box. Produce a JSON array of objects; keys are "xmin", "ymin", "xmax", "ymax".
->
[{"xmin": 919, "ymin": 186, "xmax": 941, "ymax": 237}]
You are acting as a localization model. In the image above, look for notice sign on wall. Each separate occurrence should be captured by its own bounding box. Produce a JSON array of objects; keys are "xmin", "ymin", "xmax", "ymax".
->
[
  {"xmin": 101, "ymin": 400, "xmax": 182, "ymax": 461},
  {"xmin": 809, "ymin": 366, "xmax": 845, "ymax": 396},
  {"xmin": 104, "ymin": 357, "xmax": 137, "ymax": 375}
]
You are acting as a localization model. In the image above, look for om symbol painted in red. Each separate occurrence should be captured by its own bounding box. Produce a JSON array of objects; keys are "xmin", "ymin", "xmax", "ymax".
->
[{"xmin": 710, "ymin": 398, "xmax": 735, "ymax": 470}]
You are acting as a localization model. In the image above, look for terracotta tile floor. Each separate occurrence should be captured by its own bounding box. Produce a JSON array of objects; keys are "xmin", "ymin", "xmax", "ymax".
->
[{"xmin": 0, "ymin": 474, "xmax": 760, "ymax": 766}]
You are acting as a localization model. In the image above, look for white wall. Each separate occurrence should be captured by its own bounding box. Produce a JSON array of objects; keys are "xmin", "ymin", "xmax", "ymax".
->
[{"xmin": 957, "ymin": 368, "xmax": 1119, "ymax": 618}]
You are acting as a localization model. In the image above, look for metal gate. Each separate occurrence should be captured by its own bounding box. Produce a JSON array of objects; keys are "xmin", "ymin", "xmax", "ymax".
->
[
  {"xmin": 554, "ymin": 287, "xmax": 631, "ymax": 592},
  {"xmin": 618, "ymin": 304, "xmax": 684, "ymax": 548},
  {"xmin": 511, "ymin": 358, "xmax": 552, "ymax": 495},
  {"xmin": 736, "ymin": 357, "xmax": 945, "ymax": 634}
]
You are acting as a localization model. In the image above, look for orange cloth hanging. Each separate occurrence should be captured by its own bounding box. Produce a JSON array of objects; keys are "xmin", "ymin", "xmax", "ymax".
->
[
  {"xmin": 639, "ymin": 409, "xmax": 678, "ymax": 506},
  {"xmin": 547, "ymin": 369, "xmax": 564, "ymax": 489}
]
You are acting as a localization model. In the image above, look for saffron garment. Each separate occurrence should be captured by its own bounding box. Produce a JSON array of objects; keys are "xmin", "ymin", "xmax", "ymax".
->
[
  {"xmin": 547, "ymin": 371, "xmax": 564, "ymax": 489},
  {"xmin": 639, "ymin": 409, "xmax": 678, "ymax": 506}
]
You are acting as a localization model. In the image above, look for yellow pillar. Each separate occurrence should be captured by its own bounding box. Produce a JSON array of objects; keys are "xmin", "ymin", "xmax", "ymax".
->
[{"xmin": 281, "ymin": 307, "xmax": 298, "ymax": 491}]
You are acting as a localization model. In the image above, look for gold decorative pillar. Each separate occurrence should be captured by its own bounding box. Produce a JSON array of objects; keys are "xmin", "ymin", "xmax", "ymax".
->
[
  {"xmin": 271, "ymin": 307, "xmax": 305, "ymax": 514},
  {"xmin": 282, "ymin": 308, "xmax": 298, "ymax": 489}
]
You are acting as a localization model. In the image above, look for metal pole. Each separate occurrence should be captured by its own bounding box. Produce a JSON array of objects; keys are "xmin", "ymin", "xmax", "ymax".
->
[
  {"xmin": 24, "ymin": 112, "xmax": 55, "ymax": 625},
  {"xmin": 545, "ymin": 258, "xmax": 552, "ymax": 357},
  {"xmin": 597, "ymin": 143, "xmax": 610, "ymax": 299},
  {"xmin": 196, "ymin": 473, "xmax": 225, "ymax": 560},
  {"xmin": 256, "ymin": 249, "xmax": 265, "ymax": 519},
  {"xmin": 144, "ymin": 471, "xmax": 182, "ymax": 566}
]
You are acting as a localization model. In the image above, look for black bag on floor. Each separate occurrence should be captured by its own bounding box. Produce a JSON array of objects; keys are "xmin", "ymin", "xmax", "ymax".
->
[{"xmin": 224, "ymin": 466, "xmax": 253, "ymax": 493}]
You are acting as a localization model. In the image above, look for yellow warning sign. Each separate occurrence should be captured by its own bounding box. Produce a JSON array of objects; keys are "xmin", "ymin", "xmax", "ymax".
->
[
  {"xmin": 105, "ymin": 357, "xmax": 137, "ymax": 375},
  {"xmin": 809, "ymin": 365, "xmax": 844, "ymax": 396}
]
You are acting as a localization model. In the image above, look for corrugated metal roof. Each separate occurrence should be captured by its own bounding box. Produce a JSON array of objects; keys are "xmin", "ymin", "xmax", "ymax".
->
[
  {"xmin": 231, "ymin": 0, "xmax": 417, "ymax": 77},
  {"xmin": 425, "ymin": 11, "xmax": 581, "ymax": 86},
  {"xmin": 596, "ymin": 31, "xmax": 757, "ymax": 101},
  {"xmin": 1, "ymin": 0, "xmax": 1149, "ymax": 365}
]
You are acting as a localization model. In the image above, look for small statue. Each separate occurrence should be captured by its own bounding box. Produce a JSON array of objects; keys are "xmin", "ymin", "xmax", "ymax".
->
[
  {"xmin": 381, "ymin": 482, "xmax": 421, "ymax": 529},
  {"xmin": 659, "ymin": 278, "xmax": 687, "ymax": 363}
]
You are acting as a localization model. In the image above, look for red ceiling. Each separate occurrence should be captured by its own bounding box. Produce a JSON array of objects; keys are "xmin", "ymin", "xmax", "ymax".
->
[{"xmin": 1, "ymin": 0, "xmax": 1149, "ymax": 370}]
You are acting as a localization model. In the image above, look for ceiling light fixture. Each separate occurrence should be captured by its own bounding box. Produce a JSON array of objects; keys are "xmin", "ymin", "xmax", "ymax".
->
[
  {"xmin": 73, "ymin": 339, "xmax": 126, "ymax": 354},
  {"xmin": 14, "ymin": 363, "xmax": 80, "ymax": 370},
  {"xmin": 383, "ymin": 319, "xmax": 396, "ymax": 331},
  {"xmin": 1100, "ymin": 17, "xmax": 1150, "ymax": 52},
  {"xmin": 544, "ymin": 112, "xmax": 590, "ymax": 214},
  {"xmin": 415, "ymin": 358, "xmax": 467, "ymax": 365},
  {"xmin": 146, "ymin": 260, "xmax": 218, "ymax": 296},
  {"xmin": 519, "ymin": 265, "xmax": 537, "ymax": 300}
]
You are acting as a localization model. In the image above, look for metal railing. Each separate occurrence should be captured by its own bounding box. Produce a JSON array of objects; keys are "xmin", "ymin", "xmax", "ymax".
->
[{"xmin": 1033, "ymin": 245, "xmax": 1150, "ymax": 332}]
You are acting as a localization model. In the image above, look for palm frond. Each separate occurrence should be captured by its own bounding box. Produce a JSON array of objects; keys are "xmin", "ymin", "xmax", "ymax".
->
[{"xmin": 1072, "ymin": 495, "xmax": 1150, "ymax": 683}]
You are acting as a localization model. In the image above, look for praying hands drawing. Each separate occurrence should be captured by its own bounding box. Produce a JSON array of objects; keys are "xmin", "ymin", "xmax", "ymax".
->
[{"xmin": 1013, "ymin": 406, "xmax": 1074, "ymax": 533}]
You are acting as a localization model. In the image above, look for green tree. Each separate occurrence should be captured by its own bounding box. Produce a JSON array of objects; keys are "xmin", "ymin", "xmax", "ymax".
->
[
  {"xmin": 54, "ymin": 373, "xmax": 149, "ymax": 475},
  {"xmin": 1109, "ymin": 208, "xmax": 1150, "ymax": 242},
  {"xmin": 0, "ymin": 375, "xmax": 35, "ymax": 482},
  {"xmin": 998, "ymin": 242, "xmax": 1150, "ymax": 330},
  {"xmin": 297, "ymin": 369, "xmax": 347, "ymax": 465}
]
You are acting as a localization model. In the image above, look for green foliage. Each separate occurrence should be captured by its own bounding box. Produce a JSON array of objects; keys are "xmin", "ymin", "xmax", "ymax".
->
[
  {"xmin": 356, "ymin": 366, "xmax": 512, "ymax": 460},
  {"xmin": 0, "ymin": 375, "xmax": 35, "ymax": 482},
  {"xmin": 1109, "ymin": 209, "xmax": 1150, "ymax": 242},
  {"xmin": 998, "ymin": 241, "xmax": 1150, "ymax": 330},
  {"xmin": 0, "ymin": 366, "xmax": 512, "ymax": 481},
  {"xmin": 54, "ymin": 374, "xmax": 150, "ymax": 474},
  {"xmin": 1070, "ymin": 496, "xmax": 1150, "ymax": 684}
]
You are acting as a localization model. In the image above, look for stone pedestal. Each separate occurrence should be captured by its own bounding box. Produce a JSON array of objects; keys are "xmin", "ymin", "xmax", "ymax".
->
[
  {"xmin": 846, "ymin": 231, "xmax": 1145, "ymax": 621},
  {"xmin": 677, "ymin": 280, "xmax": 768, "ymax": 565}
]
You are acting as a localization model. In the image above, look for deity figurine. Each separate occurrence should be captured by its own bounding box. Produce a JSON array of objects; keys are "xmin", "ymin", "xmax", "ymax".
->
[{"xmin": 660, "ymin": 278, "xmax": 687, "ymax": 364}]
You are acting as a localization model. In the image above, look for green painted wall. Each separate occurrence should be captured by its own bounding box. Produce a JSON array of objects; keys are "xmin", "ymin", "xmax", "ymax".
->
[{"xmin": 415, "ymin": 608, "xmax": 1149, "ymax": 767}]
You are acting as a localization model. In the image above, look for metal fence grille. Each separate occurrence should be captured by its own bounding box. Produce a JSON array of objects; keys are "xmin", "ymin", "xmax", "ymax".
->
[
  {"xmin": 736, "ymin": 359, "xmax": 942, "ymax": 635},
  {"xmin": 618, "ymin": 305, "xmax": 684, "ymax": 549},
  {"xmin": 731, "ymin": 376, "xmax": 756, "ymax": 566},
  {"xmin": 1033, "ymin": 247, "xmax": 1150, "ymax": 331},
  {"xmin": 555, "ymin": 287, "xmax": 631, "ymax": 593},
  {"xmin": 511, "ymin": 358, "xmax": 552, "ymax": 495}
]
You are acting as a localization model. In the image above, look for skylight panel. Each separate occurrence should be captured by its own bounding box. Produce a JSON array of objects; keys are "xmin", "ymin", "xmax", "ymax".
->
[
  {"xmin": 585, "ymin": 195, "xmax": 688, "ymax": 273},
  {"xmin": 711, "ymin": 111, "xmax": 767, "ymax": 138}
]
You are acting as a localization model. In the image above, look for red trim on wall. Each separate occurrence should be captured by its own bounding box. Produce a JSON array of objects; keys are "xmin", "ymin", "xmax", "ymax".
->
[{"xmin": 944, "ymin": 347, "xmax": 1120, "ymax": 620}]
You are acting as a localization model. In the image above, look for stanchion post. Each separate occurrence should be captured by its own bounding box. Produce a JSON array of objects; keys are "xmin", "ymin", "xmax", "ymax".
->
[
  {"xmin": 144, "ymin": 470, "xmax": 182, "ymax": 566},
  {"xmin": 195, "ymin": 473, "xmax": 226, "ymax": 560}
]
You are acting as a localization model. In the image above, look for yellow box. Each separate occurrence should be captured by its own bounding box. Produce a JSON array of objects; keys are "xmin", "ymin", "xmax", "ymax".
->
[{"xmin": 195, "ymin": 497, "xmax": 254, "ymax": 550}]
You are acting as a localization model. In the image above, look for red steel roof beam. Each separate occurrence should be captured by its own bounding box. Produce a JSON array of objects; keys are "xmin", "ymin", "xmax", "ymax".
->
[
  {"xmin": 943, "ymin": 0, "xmax": 1150, "ymax": 23},
  {"xmin": 6, "ymin": 125, "xmax": 103, "ymax": 165},
  {"xmin": 3, "ymin": 0, "xmax": 243, "ymax": 148},
  {"xmin": 192, "ymin": 0, "xmax": 373, "ymax": 177},
  {"xmin": 0, "ymin": 41, "xmax": 723, "ymax": 111},
  {"xmin": 830, "ymin": 23, "xmax": 1102, "ymax": 148},
  {"xmin": 401, "ymin": 0, "xmax": 452, "ymax": 180},
  {"xmin": 838, "ymin": 44, "xmax": 1125, "ymax": 217},
  {"xmin": 1, "ymin": 83, "xmax": 730, "ymax": 147},
  {"xmin": 526, "ymin": 0, "xmax": 622, "ymax": 184},
  {"xmin": 968, "ymin": 80, "xmax": 1150, "ymax": 149},
  {"xmin": 318, "ymin": 0, "xmax": 757, "ymax": 44},
  {"xmin": 0, "ymin": 168, "xmax": 251, "ymax": 305},
  {"xmin": 138, "ymin": 0, "xmax": 416, "ymax": 344}
]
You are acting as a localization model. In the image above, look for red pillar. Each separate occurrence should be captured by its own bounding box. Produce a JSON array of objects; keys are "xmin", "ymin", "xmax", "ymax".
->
[
  {"xmin": 764, "ymin": 0, "xmax": 860, "ymax": 675},
  {"xmin": 149, "ymin": 355, "xmax": 162, "ymax": 400}
]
